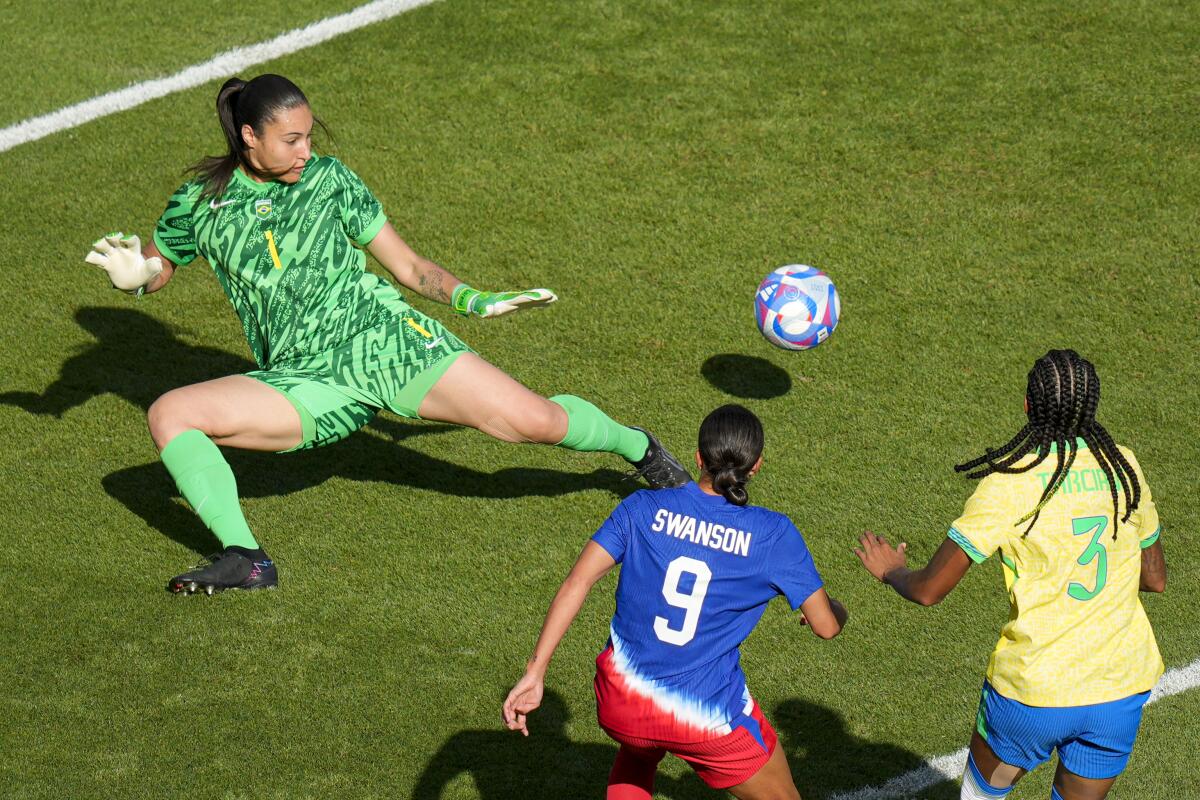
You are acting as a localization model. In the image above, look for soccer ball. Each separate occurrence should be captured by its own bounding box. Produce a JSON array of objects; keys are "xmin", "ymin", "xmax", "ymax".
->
[{"xmin": 754, "ymin": 265, "xmax": 840, "ymax": 350}]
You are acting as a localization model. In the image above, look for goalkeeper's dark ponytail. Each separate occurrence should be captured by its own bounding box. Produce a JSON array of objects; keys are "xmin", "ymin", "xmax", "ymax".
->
[
  {"xmin": 698, "ymin": 404, "xmax": 764, "ymax": 506},
  {"xmin": 189, "ymin": 74, "xmax": 320, "ymax": 198}
]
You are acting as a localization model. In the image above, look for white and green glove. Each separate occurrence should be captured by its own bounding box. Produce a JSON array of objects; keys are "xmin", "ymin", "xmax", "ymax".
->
[
  {"xmin": 451, "ymin": 284, "xmax": 557, "ymax": 318},
  {"xmin": 85, "ymin": 232, "xmax": 163, "ymax": 295}
]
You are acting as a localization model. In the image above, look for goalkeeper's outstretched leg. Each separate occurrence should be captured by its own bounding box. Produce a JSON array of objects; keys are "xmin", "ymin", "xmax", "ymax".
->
[{"xmin": 415, "ymin": 353, "xmax": 691, "ymax": 489}]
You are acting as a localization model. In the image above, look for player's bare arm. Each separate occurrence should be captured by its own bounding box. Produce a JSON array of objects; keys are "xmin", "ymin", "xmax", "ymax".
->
[
  {"xmin": 366, "ymin": 222, "xmax": 462, "ymax": 303},
  {"xmin": 855, "ymin": 533, "xmax": 971, "ymax": 606},
  {"xmin": 367, "ymin": 222, "xmax": 556, "ymax": 317},
  {"xmin": 502, "ymin": 541, "xmax": 616, "ymax": 736},
  {"xmin": 1140, "ymin": 539, "xmax": 1166, "ymax": 593},
  {"xmin": 797, "ymin": 588, "xmax": 848, "ymax": 639}
]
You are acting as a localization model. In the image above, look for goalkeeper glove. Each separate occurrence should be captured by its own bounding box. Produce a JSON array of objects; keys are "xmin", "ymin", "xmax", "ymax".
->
[
  {"xmin": 451, "ymin": 284, "xmax": 557, "ymax": 318},
  {"xmin": 85, "ymin": 232, "xmax": 163, "ymax": 294}
]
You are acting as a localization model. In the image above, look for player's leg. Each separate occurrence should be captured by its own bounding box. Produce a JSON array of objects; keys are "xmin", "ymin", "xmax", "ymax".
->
[
  {"xmin": 725, "ymin": 745, "xmax": 801, "ymax": 800},
  {"xmin": 413, "ymin": 353, "xmax": 568, "ymax": 443},
  {"xmin": 149, "ymin": 375, "xmax": 303, "ymax": 451},
  {"xmin": 148, "ymin": 375, "xmax": 303, "ymax": 594},
  {"xmin": 606, "ymin": 743, "xmax": 666, "ymax": 800},
  {"xmin": 961, "ymin": 732, "xmax": 1026, "ymax": 799},
  {"xmin": 416, "ymin": 352, "xmax": 689, "ymax": 487},
  {"xmin": 1049, "ymin": 766, "xmax": 1115, "ymax": 800},
  {"xmin": 356, "ymin": 308, "xmax": 687, "ymax": 486}
]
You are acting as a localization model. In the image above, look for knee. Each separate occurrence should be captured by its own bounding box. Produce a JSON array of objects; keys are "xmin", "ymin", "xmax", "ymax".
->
[
  {"xmin": 148, "ymin": 389, "xmax": 202, "ymax": 449},
  {"xmin": 514, "ymin": 397, "xmax": 568, "ymax": 444}
]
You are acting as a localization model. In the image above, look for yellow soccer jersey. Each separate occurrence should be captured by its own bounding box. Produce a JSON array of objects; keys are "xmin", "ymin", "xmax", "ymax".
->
[{"xmin": 948, "ymin": 440, "xmax": 1163, "ymax": 707}]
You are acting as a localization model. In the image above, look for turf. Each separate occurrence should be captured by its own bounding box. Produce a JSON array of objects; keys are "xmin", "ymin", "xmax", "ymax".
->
[{"xmin": 0, "ymin": 1, "xmax": 1197, "ymax": 798}]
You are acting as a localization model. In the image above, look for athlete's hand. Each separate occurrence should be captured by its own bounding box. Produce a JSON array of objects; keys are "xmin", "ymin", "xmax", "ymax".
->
[
  {"xmin": 85, "ymin": 232, "xmax": 163, "ymax": 293},
  {"xmin": 452, "ymin": 285, "xmax": 557, "ymax": 318},
  {"xmin": 854, "ymin": 531, "xmax": 908, "ymax": 583},
  {"xmin": 502, "ymin": 672, "xmax": 545, "ymax": 736}
]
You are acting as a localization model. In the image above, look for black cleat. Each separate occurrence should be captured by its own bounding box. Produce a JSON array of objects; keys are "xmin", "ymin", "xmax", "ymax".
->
[
  {"xmin": 626, "ymin": 427, "xmax": 691, "ymax": 489},
  {"xmin": 167, "ymin": 550, "xmax": 278, "ymax": 595}
]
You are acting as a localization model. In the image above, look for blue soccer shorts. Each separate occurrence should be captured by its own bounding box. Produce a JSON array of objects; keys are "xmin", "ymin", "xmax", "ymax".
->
[{"xmin": 975, "ymin": 681, "xmax": 1150, "ymax": 780}]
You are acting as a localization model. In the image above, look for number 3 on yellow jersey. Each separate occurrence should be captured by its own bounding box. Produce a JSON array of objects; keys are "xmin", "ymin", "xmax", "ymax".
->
[{"xmin": 1068, "ymin": 515, "xmax": 1109, "ymax": 601}]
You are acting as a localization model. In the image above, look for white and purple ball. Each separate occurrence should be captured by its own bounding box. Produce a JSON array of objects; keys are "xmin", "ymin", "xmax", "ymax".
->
[{"xmin": 754, "ymin": 265, "xmax": 840, "ymax": 350}]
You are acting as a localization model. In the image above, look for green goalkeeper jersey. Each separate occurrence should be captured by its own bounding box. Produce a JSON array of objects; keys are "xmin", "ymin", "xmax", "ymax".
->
[{"xmin": 153, "ymin": 156, "xmax": 399, "ymax": 369}]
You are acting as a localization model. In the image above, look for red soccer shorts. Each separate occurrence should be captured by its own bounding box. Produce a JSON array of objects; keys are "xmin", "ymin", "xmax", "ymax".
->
[{"xmin": 600, "ymin": 700, "xmax": 777, "ymax": 789}]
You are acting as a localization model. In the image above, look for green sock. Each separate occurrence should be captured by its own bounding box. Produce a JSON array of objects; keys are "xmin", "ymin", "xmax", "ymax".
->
[
  {"xmin": 549, "ymin": 395, "xmax": 649, "ymax": 462},
  {"xmin": 160, "ymin": 429, "xmax": 259, "ymax": 550}
]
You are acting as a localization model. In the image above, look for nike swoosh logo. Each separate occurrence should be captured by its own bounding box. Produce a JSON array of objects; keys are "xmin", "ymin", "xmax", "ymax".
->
[
  {"xmin": 209, "ymin": 199, "xmax": 237, "ymax": 209},
  {"xmin": 424, "ymin": 337, "xmax": 444, "ymax": 349}
]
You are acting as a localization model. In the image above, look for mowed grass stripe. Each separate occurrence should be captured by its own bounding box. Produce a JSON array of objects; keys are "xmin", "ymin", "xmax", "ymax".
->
[
  {"xmin": 0, "ymin": 0, "xmax": 440, "ymax": 154},
  {"xmin": 0, "ymin": 0, "xmax": 371, "ymax": 129}
]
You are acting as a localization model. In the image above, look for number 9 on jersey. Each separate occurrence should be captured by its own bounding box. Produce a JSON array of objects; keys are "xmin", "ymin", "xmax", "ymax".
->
[{"xmin": 654, "ymin": 557, "xmax": 713, "ymax": 646}]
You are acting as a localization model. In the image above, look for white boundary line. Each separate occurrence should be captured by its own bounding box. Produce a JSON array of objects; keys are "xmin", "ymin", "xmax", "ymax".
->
[
  {"xmin": 0, "ymin": 0, "xmax": 440, "ymax": 155},
  {"xmin": 830, "ymin": 657, "xmax": 1200, "ymax": 800}
]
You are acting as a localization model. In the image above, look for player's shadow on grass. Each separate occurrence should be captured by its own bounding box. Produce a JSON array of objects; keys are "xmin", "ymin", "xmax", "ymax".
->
[
  {"xmin": 773, "ymin": 698, "xmax": 960, "ymax": 799},
  {"xmin": 413, "ymin": 692, "xmax": 958, "ymax": 800},
  {"xmin": 412, "ymin": 690, "xmax": 710, "ymax": 800},
  {"xmin": 103, "ymin": 424, "xmax": 631, "ymax": 556},
  {"xmin": 700, "ymin": 354, "xmax": 792, "ymax": 400},
  {"xmin": 0, "ymin": 307, "xmax": 632, "ymax": 555},
  {"xmin": 0, "ymin": 307, "xmax": 257, "ymax": 416}
]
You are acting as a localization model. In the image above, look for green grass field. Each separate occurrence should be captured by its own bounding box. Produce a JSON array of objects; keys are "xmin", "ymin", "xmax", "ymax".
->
[{"xmin": 1, "ymin": 1, "xmax": 1197, "ymax": 797}]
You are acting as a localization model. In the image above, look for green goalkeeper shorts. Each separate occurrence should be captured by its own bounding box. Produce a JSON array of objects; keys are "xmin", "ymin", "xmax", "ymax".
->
[{"xmin": 247, "ymin": 309, "xmax": 473, "ymax": 451}]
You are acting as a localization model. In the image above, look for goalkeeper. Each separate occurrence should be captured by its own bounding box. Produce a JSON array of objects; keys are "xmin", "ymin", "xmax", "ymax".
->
[{"xmin": 86, "ymin": 74, "xmax": 689, "ymax": 596}]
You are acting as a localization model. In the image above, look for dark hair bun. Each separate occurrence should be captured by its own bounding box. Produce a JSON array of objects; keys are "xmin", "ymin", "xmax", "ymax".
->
[
  {"xmin": 712, "ymin": 466, "xmax": 749, "ymax": 506},
  {"xmin": 698, "ymin": 405, "xmax": 763, "ymax": 507}
]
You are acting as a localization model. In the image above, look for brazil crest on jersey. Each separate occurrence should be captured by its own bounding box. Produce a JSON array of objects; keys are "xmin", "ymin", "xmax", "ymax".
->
[
  {"xmin": 153, "ymin": 156, "xmax": 400, "ymax": 369},
  {"xmin": 948, "ymin": 441, "xmax": 1163, "ymax": 707},
  {"xmin": 591, "ymin": 482, "xmax": 823, "ymax": 743}
]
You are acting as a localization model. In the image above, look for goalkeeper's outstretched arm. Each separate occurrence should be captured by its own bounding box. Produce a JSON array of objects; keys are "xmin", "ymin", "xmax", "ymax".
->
[{"xmin": 366, "ymin": 222, "xmax": 556, "ymax": 318}]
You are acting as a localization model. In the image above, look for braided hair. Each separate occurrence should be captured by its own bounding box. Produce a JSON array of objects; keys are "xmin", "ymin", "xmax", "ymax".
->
[
  {"xmin": 955, "ymin": 350, "xmax": 1140, "ymax": 537},
  {"xmin": 698, "ymin": 404, "xmax": 764, "ymax": 506}
]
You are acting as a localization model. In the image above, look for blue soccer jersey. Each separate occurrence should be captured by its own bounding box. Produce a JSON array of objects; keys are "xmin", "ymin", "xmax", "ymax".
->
[{"xmin": 591, "ymin": 482, "xmax": 823, "ymax": 743}]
